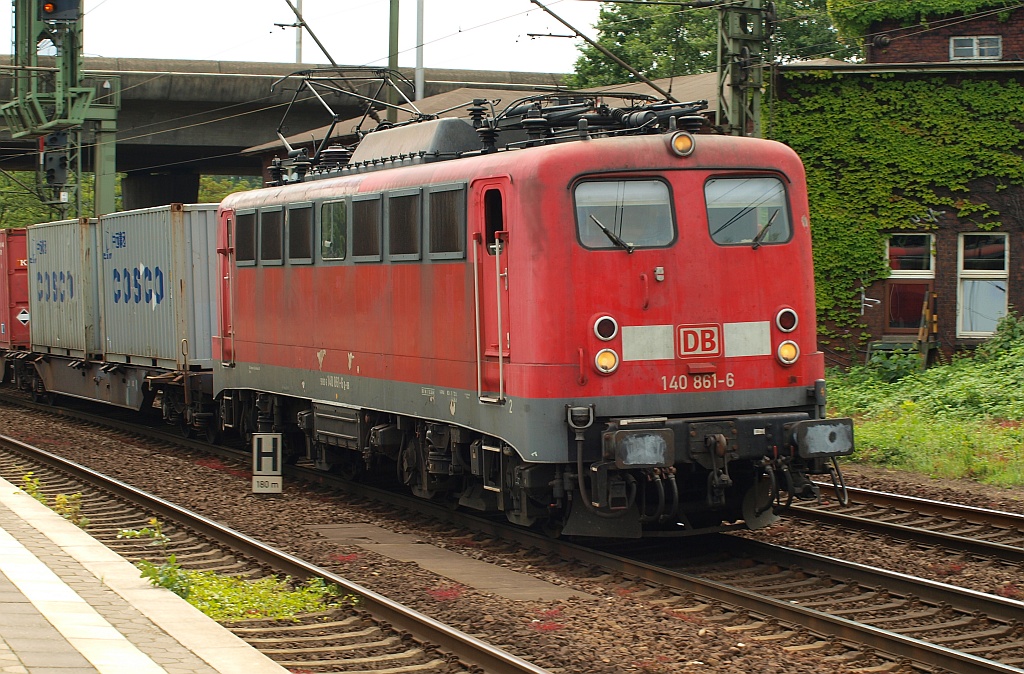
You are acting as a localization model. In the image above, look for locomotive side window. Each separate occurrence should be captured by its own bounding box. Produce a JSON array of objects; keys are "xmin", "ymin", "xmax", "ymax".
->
[
  {"xmin": 320, "ymin": 200, "xmax": 347, "ymax": 261},
  {"xmin": 260, "ymin": 208, "xmax": 284, "ymax": 266},
  {"xmin": 428, "ymin": 185, "xmax": 466, "ymax": 259},
  {"xmin": 484, "ymin": 188, "xmax": 504, "ymax": 256},
  {"xmin": 387, "ymin": 191, "xmax": 422, "ymax": 261},
  {"xmin": 236, "ymin": 211, "xmax": 256, "ymax": 266},
  {"xmin": 352, "ymin": 196, "xmax": 382, "ymax": 261},
  {"xmin": 706, "ymin": 177, "xmax": 791, "ymax": 246},
  {"xmin": 287, "ymin": 204, "xmax": 313, "ymax": 264},
  {"xmin": 574, "ymin": 179, "xmax": 674, "ymax": 250}
]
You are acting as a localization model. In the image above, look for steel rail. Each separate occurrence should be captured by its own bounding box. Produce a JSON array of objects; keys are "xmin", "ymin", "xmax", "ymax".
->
[
  {"xmin": 0, "ymin": 433, "xmax": 552, "ymax": 674},
  {"xmin": 791, "ymin": 504, "xmax": 1024, "ymax": 564},
  {"xmin": 815, "ymin": 482, "xmax": 1024, "ymax": 526},
  {"xmin": 562, "ymin": 535, "xmax": 1024, "ymax": 674}
]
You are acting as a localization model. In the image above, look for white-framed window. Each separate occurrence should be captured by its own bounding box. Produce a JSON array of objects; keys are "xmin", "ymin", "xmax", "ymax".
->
[
  {"xmin": 957, "ymin": 233, "xmax": 1008, "ymax": 337},
  {"xmin": 950, "ymin": 36, "xmax": 1002, "ymax": 61},
  {"xmin": 885, "ymin": 234, "xmax": 934, "ymax": 333}
]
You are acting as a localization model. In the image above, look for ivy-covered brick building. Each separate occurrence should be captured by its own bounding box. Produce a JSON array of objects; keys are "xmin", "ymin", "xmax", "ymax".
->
[{"xmin": 771, "ymin": 1, "xmax": 1024, "ymax": 367}]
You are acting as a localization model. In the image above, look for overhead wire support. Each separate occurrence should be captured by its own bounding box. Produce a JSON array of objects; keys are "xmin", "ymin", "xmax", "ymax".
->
[
  {"xmin": 528, "ymin": 0, "xmax": 679, "ymax": 102},
  {"xmin": 280, "ymin": 0, "xmax": 384, "ymax": 124}
]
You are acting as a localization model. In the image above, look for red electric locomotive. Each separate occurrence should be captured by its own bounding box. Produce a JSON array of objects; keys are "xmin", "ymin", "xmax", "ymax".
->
[{"xmin": 210, "ymin": 91, "xmax": 853, "ymax": 537}]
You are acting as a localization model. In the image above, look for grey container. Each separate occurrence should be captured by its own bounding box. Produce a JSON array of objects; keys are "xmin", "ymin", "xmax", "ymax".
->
[
  {"xmin": 98, "ymin": 203, "xmax": 219, "ymax": 370},
  {"xmin": 27, "ymin": 218, "xmax": 102, "ymax": 358}
]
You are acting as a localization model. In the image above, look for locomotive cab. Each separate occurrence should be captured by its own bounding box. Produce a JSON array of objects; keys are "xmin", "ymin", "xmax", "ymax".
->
[{"xmin": 491, "ymin": 131, "xmax": 854, "ymax": 537}]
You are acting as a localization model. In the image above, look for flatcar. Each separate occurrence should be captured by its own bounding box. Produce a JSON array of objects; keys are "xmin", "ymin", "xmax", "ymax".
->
[
  {"xmin": 208, "ymin": 93, "xmax": 853, "ymax": 537},
  {"xmin": 5, "ymin": 92, "xmax": 853, "ymax": 538}
]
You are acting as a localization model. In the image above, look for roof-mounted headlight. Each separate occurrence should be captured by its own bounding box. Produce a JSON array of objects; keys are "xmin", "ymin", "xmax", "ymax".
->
[{"xmin": 668, "ymin": 131, "xmax": 695, "ymax": 157}]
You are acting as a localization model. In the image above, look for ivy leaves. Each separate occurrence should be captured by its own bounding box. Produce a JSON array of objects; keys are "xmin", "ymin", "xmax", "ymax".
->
[
  {"xmin": 772, "ymin": 74, "xmax": 1024, "ymax": 337},
  {"xmin": 827, "ymin": 0, "xmax": 1021, "ymax": 40}
]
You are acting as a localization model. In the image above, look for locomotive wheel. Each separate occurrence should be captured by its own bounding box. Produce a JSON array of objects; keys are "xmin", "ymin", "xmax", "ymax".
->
[
  {"xmin": 238, "ymin": 405, "xmax": 256, "ymax": 448},
  {"xmin": 540, "ymin": 516, "xmax": 564, "ymax": 538},
  {"xmin": 398, "ymin": 437, "xmax": 435, "ymax": 500}
]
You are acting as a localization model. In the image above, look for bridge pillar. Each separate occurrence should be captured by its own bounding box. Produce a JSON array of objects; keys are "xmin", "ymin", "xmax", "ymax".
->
[{"xmin": 122, "ymin": 171, "xmax": 200, "ymax": 210}]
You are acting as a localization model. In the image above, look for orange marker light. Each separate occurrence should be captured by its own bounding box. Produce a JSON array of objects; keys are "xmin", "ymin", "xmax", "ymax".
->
[{"xmin": 668, "ymin": 131, "xmax": 695, "ymax": 157}]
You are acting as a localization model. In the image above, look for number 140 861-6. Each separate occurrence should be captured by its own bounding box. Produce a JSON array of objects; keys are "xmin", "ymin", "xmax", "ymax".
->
[{"xmin": 661, "ymin": 373, "xmax": 735, "ymax": 391}]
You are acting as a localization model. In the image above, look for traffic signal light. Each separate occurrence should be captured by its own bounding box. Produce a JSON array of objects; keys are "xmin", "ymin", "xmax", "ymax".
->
[
  {"xmin": 43, "ymin": 150, "xmax": 68, "ymax": 186},
  {"xmin": 38, "ymin": 0, "xmax": 80, "ymax": 22}
]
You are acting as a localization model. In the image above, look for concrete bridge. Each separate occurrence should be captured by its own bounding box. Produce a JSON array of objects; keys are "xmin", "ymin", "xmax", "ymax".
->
[{"xmin": 0, "ymin": 57, "xmax": 565, "ymax": 206}]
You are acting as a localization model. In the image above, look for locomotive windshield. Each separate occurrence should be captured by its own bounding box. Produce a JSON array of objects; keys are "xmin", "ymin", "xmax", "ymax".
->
[
  {"xmin": 706, "ymin": 177, "xmax": 791, "ymax": 246},
  {"xmin": 575, "ymin": 180, "xmax": 675, "ymax": 250}
]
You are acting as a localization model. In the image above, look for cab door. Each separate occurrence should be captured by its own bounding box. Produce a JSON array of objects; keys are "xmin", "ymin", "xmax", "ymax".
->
[{"xmin": 472, "ymin": 177, "xmax": 511, "ymax": 403}]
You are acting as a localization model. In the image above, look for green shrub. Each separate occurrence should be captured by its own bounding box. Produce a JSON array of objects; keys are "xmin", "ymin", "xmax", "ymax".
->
[
  {"xmin": 828, "ymin": 319, "xmax": 1024, "ymax": 486},
  {"xmin": 866, "ymin": 347, "xmax": 921, "ymax": 383}
]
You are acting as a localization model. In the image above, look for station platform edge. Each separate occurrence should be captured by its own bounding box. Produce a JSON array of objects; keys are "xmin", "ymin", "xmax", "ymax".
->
[{"xmin": 0, "ymin": 473, "xmax": 288, "ymax": 674}]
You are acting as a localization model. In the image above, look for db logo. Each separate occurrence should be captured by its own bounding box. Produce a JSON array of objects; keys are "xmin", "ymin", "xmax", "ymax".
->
[{"xmin": 678, "ymin": 324, "xmax": 721, "ymax": 358}]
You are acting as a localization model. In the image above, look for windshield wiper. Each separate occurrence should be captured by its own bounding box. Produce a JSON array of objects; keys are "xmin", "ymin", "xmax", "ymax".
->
[
  {"xmin": 751, "ymin": 209, "xmax": 780, "ymax": 250},
  {"xmin": 590, "ymin": 214, "xmax": 634, "ymax": 253}
]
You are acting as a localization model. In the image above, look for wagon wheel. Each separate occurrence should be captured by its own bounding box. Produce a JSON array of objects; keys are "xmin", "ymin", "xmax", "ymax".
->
[
  {"xmin": 31, "ymin": 383, "xmax": 56, "ymax": 406},
  {"xmin": 204, "ymin": 406, "xmax": 222, "ymax": 445}
]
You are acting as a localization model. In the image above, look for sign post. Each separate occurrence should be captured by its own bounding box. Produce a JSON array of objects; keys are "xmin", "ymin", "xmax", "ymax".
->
[{"xmin": 251, "ymin": 433, "xmax": 283, "ymax": 494}]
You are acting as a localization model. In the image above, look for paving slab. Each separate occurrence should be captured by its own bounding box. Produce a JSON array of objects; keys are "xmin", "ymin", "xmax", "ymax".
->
[{"xmin": 316, "ymin": 523, "xmax": 592, "ymax": 601}]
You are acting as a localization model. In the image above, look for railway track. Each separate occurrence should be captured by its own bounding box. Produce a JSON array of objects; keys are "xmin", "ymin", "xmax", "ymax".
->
[
  {"xmin": 790, "ymin": 484, "xmax": 1024, "ymax": 564},
  {"xmin": 5, "ymin": 393, "xmax": 1024, "ymax": 673},
  {"xmin": 0, "ymin": 431, "xmax": 550, "ymax": 674}
]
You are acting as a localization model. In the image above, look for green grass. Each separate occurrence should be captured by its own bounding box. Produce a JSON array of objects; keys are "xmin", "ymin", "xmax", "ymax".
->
[{"xmin": 828, "ymin": 314, "xmax": 1024, "ymax": 487}]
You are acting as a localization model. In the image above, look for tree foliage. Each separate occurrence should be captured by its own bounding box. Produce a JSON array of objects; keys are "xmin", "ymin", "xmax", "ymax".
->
[
  {"xmin": 571, "ymin": 0, "xmax": 856, "ymax": 88},
  {"xmin": 0, "ymin": 172, "xmax": 55, "ymax": 229},
  {"xmin": 198, "ymin": 175, "xmax": 261, "ymax": 203}
]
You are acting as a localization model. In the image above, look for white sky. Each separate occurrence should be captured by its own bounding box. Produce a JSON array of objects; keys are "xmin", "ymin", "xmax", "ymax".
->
[{"xmin": 2, "ymin": 0, "xmax": 603, "ymax": 74}]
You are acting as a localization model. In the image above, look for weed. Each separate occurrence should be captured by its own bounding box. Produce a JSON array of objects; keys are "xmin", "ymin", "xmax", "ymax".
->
[
  {"xmin": 52, "ymin": 493, "xmax": 90, "ymax": 529},
  {"xmin": 135, "ymin": 557, "xmax": 358, "ymax": 622},
  {"xmin": 20, "ymin": 472, "xmax": 46, "ymax": 504},
  {"xmin": 137, "ymin": 555, "xmax": 192, "ymax": 599},
  {"xmin": 117, "ymin": 518, "xmax": 170, "ymax": 549}
]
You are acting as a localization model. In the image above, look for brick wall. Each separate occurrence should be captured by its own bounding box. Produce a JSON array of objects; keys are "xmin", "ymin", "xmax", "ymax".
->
[{"xmin": 867, "ymin": 9, "xmax": 1024, "ymax": 64}]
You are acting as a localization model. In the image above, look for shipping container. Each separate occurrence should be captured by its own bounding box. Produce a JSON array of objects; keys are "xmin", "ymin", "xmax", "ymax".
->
[
  {"xmin": 27, "ymin": 218, "xmax": 101, "ymax": 358},
  {"xmin": 99, "ymin": 203, "xmax": 219, "ymax": 369},
  {"xmin": 0, "ymin": 228, "xmax": 29, "ymax": 351}
]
